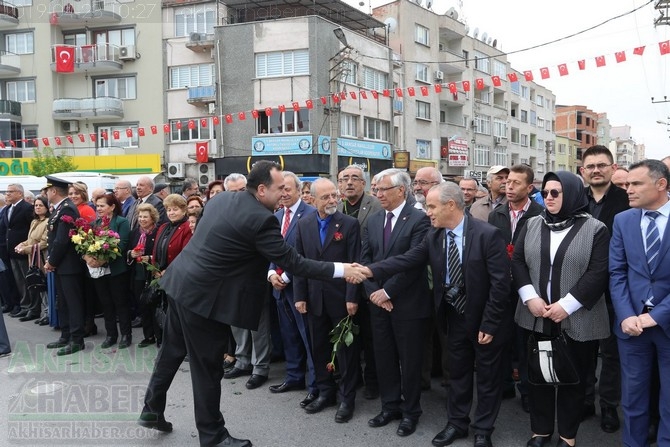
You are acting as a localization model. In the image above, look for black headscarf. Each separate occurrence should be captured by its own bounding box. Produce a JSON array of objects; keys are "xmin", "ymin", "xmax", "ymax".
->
[{"xmin": 541, "ymin": 171, "xmax": 589, "ymax": 230}]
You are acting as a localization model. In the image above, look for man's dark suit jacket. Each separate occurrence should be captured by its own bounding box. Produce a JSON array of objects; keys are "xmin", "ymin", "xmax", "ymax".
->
[
  {"xmin": 46, "ymin": 199, "xmax": 82, "ymax": 275},
  {"xmin": 487, "ymin": 200, "xmax": 544, "ymax": 245},
  {"xmin": 4, "ymin": 199, "xmax": 33, "ymax": 260},
  {"xmin": 361, "ymin": 201, "xmax": 431, "ymax": 320},
  {"xmin": 293, "ymin": 211, "xmax": 360, "ymax": 317},
  {"xmin": 586, "ymin": 183, "xmax": 629, "ymax": 235},
  {"xmin": 337, "ymin": 193, "xmax": 381, "ymax": 232},
  {"xmin": 128, "ymin": 193, "xmax": 166, "ymax": 228},
  {"xmin": 369, "ymin": 216, "xmax": 511, "ymax": 338},
  {"xmin": 159, "ymin": 191, "xmax": 334, "ymax": 331}
]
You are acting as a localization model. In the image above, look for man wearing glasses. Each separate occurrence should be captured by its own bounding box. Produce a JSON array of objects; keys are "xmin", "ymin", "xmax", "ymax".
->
[
  {"xmin": 412, "ymin": 167, "xmax": 443, "ymax": 211},
  {"xmin": 459, "ymin": 178, "xmax": 479, "ymax": 210},
  {"xmin": 580, "ymin": 145, "xmax": 630, "ymax": 434},
  {"xmin": 114, "ymin": 180, "xmax": 135, "ymax": 217}
]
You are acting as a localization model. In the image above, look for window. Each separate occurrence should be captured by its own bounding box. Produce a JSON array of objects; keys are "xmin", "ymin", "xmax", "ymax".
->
[
  {"xmin": 93, "ymin": 28, "xmax": 135, "ymax": 47},
  {"xmin": 63, "ymin": 32, "xmax": 87, "ymax": 47},
  {"xmin": 493, "ymin": 145, "xmax": 507, "ymax": 166},
  {"xmin": 415, "ymin": 64, "xmax": 429, "ymax": 83},
  {"xmin": 175, "ymin": 5, "xmax": 215, "ymax": 37},
  {"xmin": 340, "ymin": 113, "xmax": 358, "ymax": 137},
  {"xmin": 492, "ymin": 60, "xmax": 506, "ymax": 78},
  {"xmin": 363, "ymin": 117, "xmax": 390, "ymax": 141},
  {"xmin": 493, "ymin": 118, "xmax": 507, "ymax": 138},
  {"xmin": 530, "ymin": 110, "xmax": 537, "ymax": 126},
  {"xmin": 416, "ymin": 139, "xmax": 431, "ymax": 158},
  {"xmin": 257, "ymin": 109, "xmax": 310, "ymax": 134},
  {"xmin": 415, "ymin": 24, "xmax": 429, "ymax": 46},
  {"xmin": 474, "ymin": 115, "xmax": 491, "ymax": 135},
  {"xmin": 520, "ymin": 85, "xmax": 529, "ymax": 99},
  {"xmin": 462, "ymin": 50, "xmax": 469, "ymax": 67},
  {"xmin": 95, "ymin": 77, "xmax": 136, "ymax": 99},
  {"xmin": 510, "ymin": 127, "xmax": 520, "ymax": 144},
  {"xmin": 21, "ymin": 126, "xmax": 38, "ymax": 150},
  {"xmin": 537, "ymin": 162, "xmax": 545, "ymax": 174},
  {"xmin": 520, "ymin": 134, "xmax": 528, "ymax": 146},
  {"xmin": 473, "ymin": 51, "xmax": 489, "ymax": 74},
  {"xmin": 545, "ymin": 98, "xmax": 551, "ymax": 109},
  {"xmin": 340, "ymin": 60, "xmax": 357, "ymax": 85},
  {"xmin": 558, "ymin": 164, "xmax": 566, "ymax": 171},
  {"xmin": 170, "ymin": 64, "xmax": 214, "ymax": 88},
  {"xmin": 538, "ymin": 139, "xmax": 545, "ymax": 150},
  {"xmin": 11, "ymin": 0, "xmax": 32, "ymax": 5},
  {"xmin": 99, "ymin": 125, "xmax": 139, "ymax": 148},
  {"xmin": 558, "ymin": 143, "xmax": 566, "ymax": 154},
  {"xmin": 361, "ymin": 67, "xmax": 388, "ymax": 91},
  {"xmin": 536, "ymin": 94, "xmax": 544, "ymax": 107},
  {"xmin": 6, "ymin": 32, "xmax": 33, "ymax": 54},
  {"xmin": 416, "ymin": 101, "xmax": 431, "ymax": 120},
  {"xmin": 256, "ymin": 50, "xmax": 309, "ymax": 78},
  {"xmin": 6, "ymin": 80, "xmax": 35, "ymax": 102},
  {"xmin": 475, "ymin": 88, "xmax": 489, "ymax": 104},
  {"xmin": 510, "ymin": 81, "xmax": 520, "ymax": 95},
  {"xmin": 545, "ymin": 120, "xmax": 552, "ymax": 132},
  {"xmin": 474, "ymin": 145, "xmax": 490, "ymax": 167},
  {"xmin": 536, "ymin": 117, "xmax": 545, "ymax": 129},
  {"xmin": 170, "ymin": 118, "xmax": 211, "ymax": 142},
  {"xmin": 520, "ymin": 110, "xmax": 528, "ymax": 123}
]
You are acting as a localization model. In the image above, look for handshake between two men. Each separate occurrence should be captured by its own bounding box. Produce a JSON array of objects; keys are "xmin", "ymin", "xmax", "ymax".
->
[{"xmin": 342, "ymin": 264, "xmax": 394, "ymax": 312}]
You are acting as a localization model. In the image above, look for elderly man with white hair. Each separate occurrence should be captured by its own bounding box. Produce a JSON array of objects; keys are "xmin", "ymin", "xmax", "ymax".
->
[{"xmin": 126, "ymin": 176, "xmax": 166, "ymax": 230}]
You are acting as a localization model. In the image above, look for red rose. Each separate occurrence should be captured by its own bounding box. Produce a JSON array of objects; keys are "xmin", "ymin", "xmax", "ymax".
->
[
  {"xmin": 326, "ymin": 362, "xmax": 335, "ymax": 373},
  {"xmin": 333, "ymin": 232, "xmax": 343, "ymax": 241},
  {"xmin": 275, "ymin": 267, "xmax": 284, "ymax": 276}
]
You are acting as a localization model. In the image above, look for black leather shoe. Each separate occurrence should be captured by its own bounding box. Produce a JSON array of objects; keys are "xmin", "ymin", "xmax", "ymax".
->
[
  {"xmin": 245, "ymin": 374, "xmax": 268, "ymax": 390},
  {"xmin": 84, "ymin": 324, "xmax": 98, "ymax": 337},
  {"xmin": 648, "ymin": 420, "xmax": 659, "ymax": 444},
  {"xmin": 222, "ymin": 357, "xmax": 236, "ymax": 370},
  {"xmin": 555, "ymin": 440, "xmax": 575, "ymax": 447},
  {"xmin": 521, "ymin": 394, "xmax": 530, "ymax": 413},
  {"xmin": 119, "ymin": 335, "xmax": 132, "ymax": 349},
  {"xmin": 213, "ymin": 434, "xmax": 252, "ymax": 447},
  {"xmin": 131, "ymin": 317, "xmax": 142, "ymax": 328},
  {"xmin": 10, "ymin": 309, "xmax": 27, "ymax": 318},
  {"xmin": 364, "ymin": 385, "xmax": 379, "ymax": 400},
  {"xmin": 1, "ymin": 305, "xmax": 11, "ymax": 313},
  {"xmin": 138, "ymin": 338, "xmax": 156, "ymax": 348},
  {"xmin": 57, "ymin": 343, "xmax": 84, "ymax": 356},
  {"xmin": 101, "ymin": 337, "xmax": 117, "ymax": 349},
  {"xmin": 396, "ymin": 418, "xmax": 417, "ymax": 437},
  {"xmin": 36, "ymin": 317, "xmax": 49, "ymax": 325},
  {"xmin": 304, "ymin": 395, "xmax": 336, "ymax": 414},
  {"xmin": 19, "ymin": 314, "xmax": 39, "ymax": 322},
  {"xmin": 368, "ymin": 411, "xmax": 402, "ymax": 428},
  {"xmin": 502, "ymin": 387, "xmax": 516, "ymax": 399},
  {"xmin": 47, "ymin": 338, "xmax": 69, "ymax": 349},
  {"xmin": 223, "ymin": 367, "xmax": 252, "ymax": 379},
  {"xmin": 600, "ymin": 406, "xmax": 620, "ymax": 433},
  {"xmin": 269, "ymin": 381, "xmax": 305, "ymax": 393},
  {"xmin": 474, "ymin": 434, "xmax": 493, "ymax": 447},
  {"xmin": 581, "ymin": 403, "xmax": 595, "ymax": 421},
  {"xmin": 299, "ymin": 393, "xmax": 318, "ymax": 408},
  {"xmin": 526, "ymin": 435, "xmax": 552, "ymax": 447},
  {"xmin": 432, "ymin": 424, "xmax": 468, "ymax": 447},
  {"xmin": 334, "ymin": 402, "xmax": 354, "ymax": 423},
  {"xmin": 137, "ymin": 412, "xmax": 173, "ymax": 432}
]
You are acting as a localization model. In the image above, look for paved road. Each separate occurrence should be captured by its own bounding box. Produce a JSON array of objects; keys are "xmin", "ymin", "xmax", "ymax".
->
[{"xmin": 1, "ymin": 314, "xmax": 624, "ymax": 446}]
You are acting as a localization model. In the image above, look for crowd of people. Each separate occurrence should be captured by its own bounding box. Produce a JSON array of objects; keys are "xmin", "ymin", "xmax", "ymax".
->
[{"xmin": 0, "ymin": 150, "xmax": 669, "ymax": 447}]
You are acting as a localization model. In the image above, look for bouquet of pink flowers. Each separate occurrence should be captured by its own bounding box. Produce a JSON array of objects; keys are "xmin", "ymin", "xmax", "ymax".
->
[{"xmin": 62, "ymin": 215, "xmax": 121, "ymax": 265}]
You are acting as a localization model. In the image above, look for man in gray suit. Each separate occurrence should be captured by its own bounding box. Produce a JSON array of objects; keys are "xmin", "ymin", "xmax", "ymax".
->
[
  {"xmin": 126, "ymin": 176, "xmax": 166, "ymax": 230},
  {"xmin": 337, "ymin": 164, "xmax": 382, "ymax": 399}
]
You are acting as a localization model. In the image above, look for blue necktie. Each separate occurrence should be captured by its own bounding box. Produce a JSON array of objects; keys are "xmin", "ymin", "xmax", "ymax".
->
[
  {"xmin": 646, "ymin": 211, "xmax": 661, "ymax": 273},
  {"xmin": 319, "ymin": 219, "xmax": 328, "ymax": 246}
]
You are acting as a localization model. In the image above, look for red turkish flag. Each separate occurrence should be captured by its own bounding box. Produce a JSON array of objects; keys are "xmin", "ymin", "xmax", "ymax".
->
[
  {"xmin": 523, "ymin": 71, "xmax": 533, "ymax": 81},
  {"xmin": 578, "ymin": 60, "xmax": 586, "ymax": 70},
  {"xmin": 540, "ymin": 67, "xmax": 550, "ymax": 79},
  {"xmin": 238, "ymin": 112, "xmax": 246, "ymax": 121},
  {"xmin": 265, "ymin": 107, "xmax": 273, "ymax": 116},
  {"xmin": 491, "ymin": 75, "xmax": 501, "ymax": 87},
  {"xmin": 395, "ymin": 88, "xmax": 403, "ymax": 98},
  {"xmin": 0, "ymin": 141, "xmax": 5, "ymax": 149},
  {"xmin": 371, "ymin": 90, "xmax": 379, "ymax": 99},
  {"xmin": 64, "ymin": 135, "xmax": 72, "ymax": 144},
  {"xmin": 306, "ymin": 99, "xmax": 314, "ymax": 109},
  {"xmin": 360, "ymin": 91, "xmax": 367, "ymax": 100},
  {"xmin": 49, "ymin": 12, "xmax": 58, "ymax": 25},
  {"xmin": 339, "ymin": 92, "xmax": 347, "ymax": 100},
  {"xmin": 278, "ymin": 104, "xmax": 286, "ymax": 113},
  {"xmin": 420, "ymin": 86, "xmax": 429, "ymax": 96},
  {"xmin": 349, "ymin": 91, "xmax": 357, "ymax": 100},
  {"xmin": 167, "ymin": 123, "xmax": 175, "ymax": 132},
  {"xmin": 434, "ymin": 83, "xmax": 442, "ymax": 93},
  {"xmin": 55, "ymin": 46, "xmax": 75, "ymax": 73},
  {"xmin": 595, "ymin": 56, "xmax": 606, "ymax": 67},
  {"xmin": 475, "ymin": 78, "xmax": 485, "ymax": 90},
  {"xmin": 54, "ymin": 136, "xmax": 62, "ymax": 146},
  {"xmin": 78, "ymin": 134, "xmax": 86, "ymax": 142},
  {"xmin": 292, "ymin": 102, "xmax": 300, "ymax": 111},
  {"xmin": 188, "ymin": 119, "xmax": 195, "ymax": 129},
  {"xmin": 212, "ymin": 116, "xmax": 220, "ymax": 125},
  {"xmin": 331, "ymin": 94, "xmax": 340, "ymax": 103},
  {"xmin": 382, "ymin": 89, "xmax": 390, "ymax": 97},
  {"xmin": 615, "ymin": 51, "xmax": 626, "ymax": 63},
  {"xmin": 558, "ymin": 64, "xmax": 569, "ymax": 76},
  {"xmin": 251, "ymin": 110, "xmax": 259, "ymax": 119},
  {"xmin": 462, "ymin": 80, "xmax": 471, "ymax": 92},
  {"xmin": 633, "ymin": 46, "xmax": 645, "ymax": 55},
  {"xmin": 32, "ymin": 139, "xmax": 38, "ymax": 146},
  {"xmin": 89, "ymin": 133, "xmax": 96, "ymax": 142},
  {"xmin": 407, "ymin": 87, "xmax": 416, "ymax": 96},
  {"xmin": 507, "ymin": 72, "xmax": 518, "ymax": 82},
  {"xmin": 125, "ymin": 128, "xmax": 132, "ymax": 137},
  {"xmin": 9, "ymin": 140, "xmax": 16, "ymax": 147},
  {"xmin": 320, "ymin": 96, "xmax": 327, "ymax": 105},
  {"xmin": 448, "ymin": 82, "xmax": 457, "ymax": 93},
  {"xmin": 196, "ymin": 141, "xmax": 209, "ymax": 163},
  {"xmin": 101, "ymin": 131, "xmax": 108, "ymax": 140},
  {"xmin": 660, "ymin": 40, "xmax": 670, "ymax": 55},
  {"xmin": 200, "ymin": 118, "xmax": 208, "ymax": 127},
  {"xmin": 138, "ymin": 127, "xmax": 145, "ymax": 137},
  {"xmin": 224, "ymin": 114, "xmax": 233, "ymax": 124}
]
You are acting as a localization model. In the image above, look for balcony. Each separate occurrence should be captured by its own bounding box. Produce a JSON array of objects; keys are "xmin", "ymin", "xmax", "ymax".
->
[
  {"xmin": 185, "ymin": 33, "xmax": 215, "ymax": 53},
  {"xmin": 187, "ymin": 85, "xmax": 216, "ymax": 106},
  {"xmin": 52, "ymin": 97, "xmax": 123, "ymax": 120},
  {"xmin": 0, "ymin": 99, "xmax": 20, "ymax": 120},
  {"xmin": 393, "ymin": 99, "xmax": 403, "ymax": 115},
  {"xmin": 50, "ymin": 44, "xmax": 123, "ymax": 73},
  {"xmin": 0, "ymin": 51, "xmax": 19, "ymax": 75},
  {"xmin": 439, "ymin": 48, "xmax": 466, "ymax": 75},
  {"xmin": 50, "ymin": 0, "xmax": 122, "ymax": 29},
  {"xmin": 0, "ymin": 2, "xmax": 19, "ymax": 28}
]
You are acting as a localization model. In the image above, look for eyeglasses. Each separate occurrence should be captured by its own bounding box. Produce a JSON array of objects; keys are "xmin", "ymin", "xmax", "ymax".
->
[
  {"xmin": 412, "ymin": 180, "xmax": 438, "ymax": 187},
  {"xmin": 373, "ymin": 185, "xmax": 401, "ymax": 194},
  {"xmin": 541, "ymin": 189, "xmax": 563, "ymax": 199},
  {"xmin": 113, "ymin": 187, "xmax": 129, "ymax": 191},
  {"xmin": 583, "ymin": 163, "xmax": 612, "ymax": 172},
  {"xmin": 337, "ymin": 176, "xmax": 363, "ymax": 183},
  {"xmin": 5, "ymin": 190, "xmax": 19, "ymax": 193}
]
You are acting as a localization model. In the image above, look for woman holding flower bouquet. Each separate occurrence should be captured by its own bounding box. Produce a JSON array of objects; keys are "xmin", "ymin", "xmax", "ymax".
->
[{"xmin": 87, "ymin": 193, "xmax": 131, "ymax": 349}]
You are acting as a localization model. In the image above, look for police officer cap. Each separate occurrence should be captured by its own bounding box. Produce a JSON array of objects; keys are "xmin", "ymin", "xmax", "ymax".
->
[{"xmin": 44, "ymin": 175, "xmax": 70, "ymax": 190}]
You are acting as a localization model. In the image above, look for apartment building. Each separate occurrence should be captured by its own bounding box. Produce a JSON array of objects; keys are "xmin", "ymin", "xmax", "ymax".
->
[
  {"xmin": 610, "ymin": 124, "xmax": 644, "ymax": 168},
  {"xmin": 555, "ymin": 105, "xmax": 599, "ymax": 165}
]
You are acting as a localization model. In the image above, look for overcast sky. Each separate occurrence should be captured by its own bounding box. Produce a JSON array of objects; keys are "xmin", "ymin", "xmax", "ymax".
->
[{"xmin": 347, "ymin": 0, "xmax": 670, "ymax": 159}]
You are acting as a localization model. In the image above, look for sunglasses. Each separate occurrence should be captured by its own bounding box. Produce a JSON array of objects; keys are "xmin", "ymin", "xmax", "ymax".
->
[{"xmin": 541, "ymin": 189, "xmax": 562, "ymax": 199}]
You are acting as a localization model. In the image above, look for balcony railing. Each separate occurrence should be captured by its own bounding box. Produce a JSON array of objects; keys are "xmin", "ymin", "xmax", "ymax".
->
[
  {"xmin": 52, "ymin": 0, "xmax": 122, "ymax": 26},
  {"xmin": 50, "ymin": 44, "xmax": 122, "ymax": 72},
  {"xmin": 0, "ymin": 99, "xmax": 20, "ymax": 116},
  {"xmin": 52, "ymin": 97, "xmax": 123, "ymax": 119},
  {"xmin": 187, "ymin": 85, "xmax": 216, "ymax": 105},
  {"xmin": 0, "ymin": 50, "xmax": 19, "ymax": 74}
]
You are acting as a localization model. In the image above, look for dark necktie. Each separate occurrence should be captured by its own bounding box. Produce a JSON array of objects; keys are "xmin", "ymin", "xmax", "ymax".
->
[
  {"xmin": 447, "ymin": 230, "xmax": 466, "ymax": 314},
  {"xmin": 319, "ymin": 219, "xmax": 328, "ymax": 246},
  {"xmin": 646, "ymin": 211, "xmax": 661, "ymax": 274},
  {"xmin": 281, "ymin": 208, "xmax": 291, "ymax": 238},
  {"xmin": 383, "ymin": 212, "xmax": 393, "ymax": 250}
]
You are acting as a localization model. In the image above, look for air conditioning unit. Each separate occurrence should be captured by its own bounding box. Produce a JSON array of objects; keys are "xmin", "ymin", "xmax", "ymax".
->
[
  {"xmin": 434, "ymin": 70, "xmax": 444, "ymax": 81},
  {"xmin": 190, "ymin": 32, "xmax": 202, "ymax": 42},
  {"xmin": 495, "ymin": 136, "xmax": 502, "ymax": 144},
  {"xmin": 207, "ymin": 103, "xmax": 216, "ymax": 114},
  {"xmin": 62, "ymin": 120, "xmax": 79, "ymax": 133},
  {"xmin": 198, "ymin": 162, "xmax": 215, "ymax": 186},
  {"xmin": 119, "ymin": 45, "xmax": 136, "ymax": 61},
  {"xmin": 167, "ymin": 162, "xmax": 185, "ymax": 179}
]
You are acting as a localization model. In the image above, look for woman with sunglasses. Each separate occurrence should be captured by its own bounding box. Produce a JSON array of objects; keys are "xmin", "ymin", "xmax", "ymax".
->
[{"xmin": 511, "ymin": 171, "xmax": 610, "ymax": 447}]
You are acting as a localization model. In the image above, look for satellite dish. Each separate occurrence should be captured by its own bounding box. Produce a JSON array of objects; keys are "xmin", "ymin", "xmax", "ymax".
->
[
  {"xmin": 492, "ymin": 38, "xmax": 497, "ymax": 48},
  {"xmin": 472, "ymin": 27, "xmax": 479, "ymax": 39},
  {"xmin": 384, "ymin": 17, "xmax": 397, "ymax": 32},
  {"xmin": 481, "ymin": 31, "xmax": 488, "ymax": 42},
  {"xmin": 446, "ymin": 7, "xmax": 458, "ymax": 19},
  {"xmin": 464, "ymin": 24, "xmax": 470, "ymax": 35},
  {"xmin": 426, "ymin": 0, "xmax": 433, "ymax": 8},
  {"xmin": 487, "ymin": 37, "xmax": 493, "ymax": 45}
]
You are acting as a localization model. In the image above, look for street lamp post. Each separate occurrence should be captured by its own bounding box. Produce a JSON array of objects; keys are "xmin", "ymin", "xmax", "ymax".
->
[{"xmin": 328, "ymin": 28, "xmax": 352, "ymax": 182}]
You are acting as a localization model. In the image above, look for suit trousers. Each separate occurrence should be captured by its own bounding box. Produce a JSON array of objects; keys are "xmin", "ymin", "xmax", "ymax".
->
[
  {"xmin": 93, "ymin": 271, "xmax": 131, "ymax": 339},
  {"xmin": 524, "ymin": 330, "xmax": 596, "ymax": 439},
  {"xmin": 355, "ymin": 299, "xmax": 378, "ymax": 389},
  {"xmin": 56, "ymin": 273, "xmax": 85, "ymax": 345},
  {"xmin": 10, "ymin": 257, "xmax": 29, "ymax": 311},
  {"xmin": 0, "ymin": 311, "xmax": 10, "ymax": 354},
  {"xmin": 231, "ymin": 297, "xmax": 271, "ymax": 376},
  {"xmin": 446, "ymin": 306, "xmax": 506, "ymax": 436},
  {"xmin": 618, "ymin": 325, "xmax": 670, "ymax": 447},
  {"xmin": 370, "ymin": 304, "xmax": 427, "ymax": 420},
  {"xmin": 421, "ymin": 307, "xmax": 450, "ymax": 388},
  {"xmin": 143, "ymin": 296, "xmax": 231, "ymax": 446},
  {"xmin": 585, "ymin": 299, "xmax": 621, "ymax": 408}
]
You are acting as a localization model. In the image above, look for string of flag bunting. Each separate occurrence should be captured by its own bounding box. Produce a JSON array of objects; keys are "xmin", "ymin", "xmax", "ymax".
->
[{"xmin": 9, "ymin": 39, "xmax": 669, "ymax": 152}]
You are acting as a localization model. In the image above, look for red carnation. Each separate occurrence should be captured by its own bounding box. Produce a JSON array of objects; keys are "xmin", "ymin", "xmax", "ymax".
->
[
  {"xmin": 333, "ymin": 232, "xmax": 344, "ymax": 241},
  {"xmin": 506, "ymin": 244, "xmax": 514, "ymax": 259}
]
